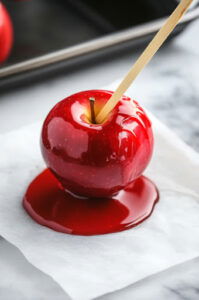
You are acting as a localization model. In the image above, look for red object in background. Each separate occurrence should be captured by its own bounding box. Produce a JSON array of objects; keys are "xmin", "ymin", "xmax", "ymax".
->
[
  {"xmin": 41, "ymin": 90, "xmax": 154, "ymax": 198},
  {"xmin": 0, "ymin": 2, "xmax": 13, "ymax": 63}
]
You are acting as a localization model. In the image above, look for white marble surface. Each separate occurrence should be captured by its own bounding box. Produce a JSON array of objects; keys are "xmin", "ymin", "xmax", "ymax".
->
[
  {"xmin": 0, "ymin": 18, "xmax": 199, "ymax": 300},
  {"xmin": 99, "ymin": 257, "xmax": 199, "ymax": 300}
]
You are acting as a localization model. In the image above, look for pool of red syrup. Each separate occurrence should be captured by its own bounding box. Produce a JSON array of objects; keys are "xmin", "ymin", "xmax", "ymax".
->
[{"xmin": 23, "ymin": 169, "xmax": 159, "ymax": 235}]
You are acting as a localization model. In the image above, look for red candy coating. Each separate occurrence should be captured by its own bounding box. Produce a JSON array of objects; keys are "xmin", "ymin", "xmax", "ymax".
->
[
  {"xmin": 23, "ymin": 169, "xmax": 159, "ymax": 235},
  {"xmin": 41, "ymin": 90, "xmax": 154, "ymax": 198}
]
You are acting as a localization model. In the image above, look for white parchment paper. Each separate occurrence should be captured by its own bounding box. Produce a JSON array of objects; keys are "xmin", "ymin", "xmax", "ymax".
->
[{"xmin": 0, "ymin": 113, "xmax": 199, "ymax": 300}]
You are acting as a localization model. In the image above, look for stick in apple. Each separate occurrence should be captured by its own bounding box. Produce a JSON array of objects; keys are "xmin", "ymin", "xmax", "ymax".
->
[
  {"xmin": 96, "ymin": 0, "xmax": 193, "ymax": 124},
  {"xmin": 89, "ymin": 97, "xmax": 96, "ymax": 124}
]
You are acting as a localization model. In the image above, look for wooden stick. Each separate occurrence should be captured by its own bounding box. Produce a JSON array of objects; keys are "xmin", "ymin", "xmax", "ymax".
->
[
  {"xmin": 89, "ymin": 97, "xmax": 96, "ymax": 124},
  {"xmin": 96, "ymin": 0, "xmax": 193, "ymax": 124}
]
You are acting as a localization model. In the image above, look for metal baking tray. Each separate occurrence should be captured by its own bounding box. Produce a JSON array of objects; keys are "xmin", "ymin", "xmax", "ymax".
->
[{"xmin": 0, "ymin": 0, "xmax": 199, "ymax": 87}]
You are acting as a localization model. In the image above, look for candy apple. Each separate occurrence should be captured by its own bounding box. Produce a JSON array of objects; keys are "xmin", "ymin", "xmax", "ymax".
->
[
  {"xmin": 0, "ymin": 2, "xmax": 13, "ymax": 63},
  {"xmin": 41, "ymin": 90, "xmax": 153, "ymax": 198}
]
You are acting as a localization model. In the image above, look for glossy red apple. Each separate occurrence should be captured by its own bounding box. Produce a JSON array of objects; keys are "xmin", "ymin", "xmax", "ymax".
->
[
  {"xmin": 0, "ymin": 3, "xmax": 13, "ymax": 63},
  {"xmin": 41, "ymin": 90, "xmax": 153, "ymax": 198}
]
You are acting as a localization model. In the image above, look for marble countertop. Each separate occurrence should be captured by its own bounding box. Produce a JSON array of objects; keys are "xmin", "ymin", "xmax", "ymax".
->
[{"xmin": 0, "ymin": 18, "xmax": 199, "ymax": 300}]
